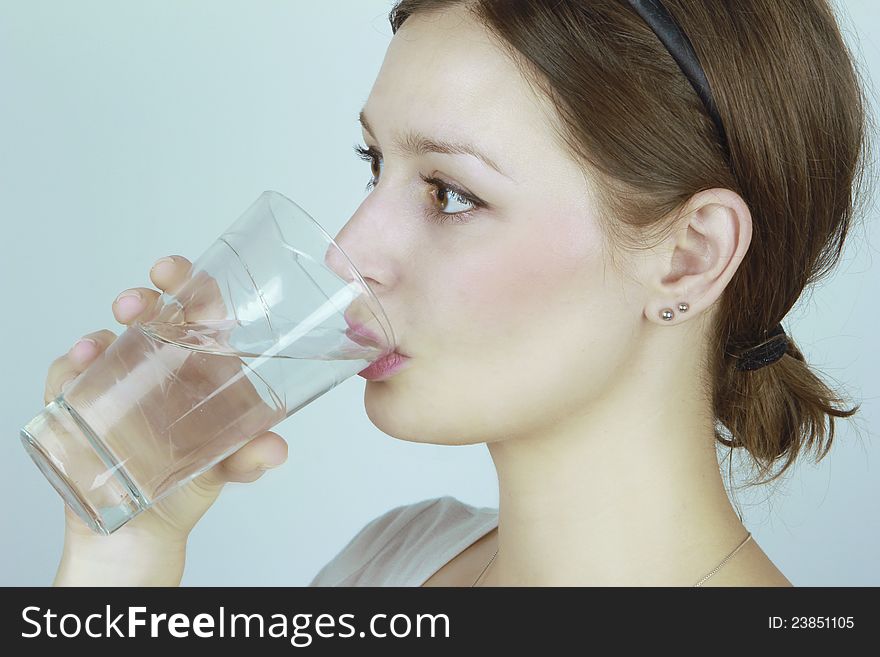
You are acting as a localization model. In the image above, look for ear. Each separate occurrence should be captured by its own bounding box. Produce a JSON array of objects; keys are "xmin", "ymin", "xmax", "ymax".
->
[{"xmin": 644, "ymin": 188, "xmax": 753, "ymax": 325}]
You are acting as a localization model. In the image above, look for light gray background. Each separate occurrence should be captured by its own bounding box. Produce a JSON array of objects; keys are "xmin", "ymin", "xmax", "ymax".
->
[{"xmin": 1, "ymin": 0, "xmax": 877, "ymax": 586}]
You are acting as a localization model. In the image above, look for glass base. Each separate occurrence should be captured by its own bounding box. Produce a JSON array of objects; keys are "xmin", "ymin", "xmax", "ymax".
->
[{"xmin": 20, "ymin": 397, "xmax": 146, "ymax": 535}]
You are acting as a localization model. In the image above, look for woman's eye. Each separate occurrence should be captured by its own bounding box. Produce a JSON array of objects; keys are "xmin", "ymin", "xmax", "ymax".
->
[
  {"xmin": 353, "ymin": 144, "xmax": 382, "ymax": 191},
  {"xmin": 429, "ymin": 184, "xmax": 474, "ymax": 214},
  {"xmin": 352, "ymin": 143, "xmax": 485, "ymax": 225},
  {"xmin": 368, "ymin": 152, "xmax": 381, "ymax": 181}
]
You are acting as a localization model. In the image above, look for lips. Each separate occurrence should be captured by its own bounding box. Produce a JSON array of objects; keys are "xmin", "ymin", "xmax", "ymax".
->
[{"xmin": 357, "ymin": 350, "xmax": 410, "ymax": 380}]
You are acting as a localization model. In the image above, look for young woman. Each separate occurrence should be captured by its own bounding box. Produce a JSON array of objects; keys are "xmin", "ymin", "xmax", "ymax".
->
[{"xmin": 49, "ymin": 0, "xmax": 870, "ymax": 586}]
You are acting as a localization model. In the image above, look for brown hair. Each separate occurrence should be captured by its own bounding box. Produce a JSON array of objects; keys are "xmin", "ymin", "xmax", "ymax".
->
[{"xmin": 388, "ymin": 0, "xmax": 875, "ymax": 487}]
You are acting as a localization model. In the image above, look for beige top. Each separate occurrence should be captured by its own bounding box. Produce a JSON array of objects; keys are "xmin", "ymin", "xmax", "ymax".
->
[{"xmin": 308, "ymin": 495, "xmax": 499, "ymax": 586}]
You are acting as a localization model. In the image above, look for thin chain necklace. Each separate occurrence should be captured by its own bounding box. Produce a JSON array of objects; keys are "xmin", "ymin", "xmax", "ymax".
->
[{"xmin": 471, "ymin": 532, "xmax": 753, "ymax": 587}]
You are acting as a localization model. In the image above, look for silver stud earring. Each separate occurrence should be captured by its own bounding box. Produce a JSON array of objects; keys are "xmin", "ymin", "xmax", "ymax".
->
[
  {"xmin": 678, "ymin": 302, "xmax": 689, "ymax": 313},
  {"xmin": 660, "ymin": 308, "xmax": 674, "ymax": 321}
]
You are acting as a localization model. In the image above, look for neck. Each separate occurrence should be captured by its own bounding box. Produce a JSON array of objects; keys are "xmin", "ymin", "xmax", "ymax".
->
[{"xmin": 482, "ymin": 341, "xmax": 748, "ymax": 586}]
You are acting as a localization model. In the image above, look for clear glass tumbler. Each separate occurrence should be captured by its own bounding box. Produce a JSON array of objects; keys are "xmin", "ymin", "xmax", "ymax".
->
[{"xmin": 20, "ymin": 190, "xmax": 395, "ymax": 535}]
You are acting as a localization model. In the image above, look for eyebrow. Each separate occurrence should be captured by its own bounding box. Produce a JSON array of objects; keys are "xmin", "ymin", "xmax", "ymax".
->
[{"xmin": 359, "ymin": 109, "xmax": 512, "ymax": 180}]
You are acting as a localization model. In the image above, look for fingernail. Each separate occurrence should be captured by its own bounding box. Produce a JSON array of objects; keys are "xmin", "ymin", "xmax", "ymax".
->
[
  {"xmin": 257, "ymin": 462, "xmax": 281, "ymax": 471},
  {"xmin": 61, "ymin": 376, "xmax": 78, "ymax": 393},
  {"xmin": 70, "ymin": 338, "xmax": 97, "ymax": 361},
  {"xmin": 152, "ymin": 257, "xmax": 175, "ymax": 274},
  {"xmin": 115, "ymin": 291, "xmax": 142, "ymax": 315}
]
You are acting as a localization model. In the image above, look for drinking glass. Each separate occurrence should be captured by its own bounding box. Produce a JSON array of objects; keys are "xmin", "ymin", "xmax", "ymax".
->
[{"xmin": 20, "ymin": 190, "xmax": 395, "ymax": 535}]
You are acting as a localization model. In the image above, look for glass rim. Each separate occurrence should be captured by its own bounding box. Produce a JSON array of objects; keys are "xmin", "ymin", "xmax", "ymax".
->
[{"xmin": 262, "ymin": 189, "xmax": 397, "ymax": 352}]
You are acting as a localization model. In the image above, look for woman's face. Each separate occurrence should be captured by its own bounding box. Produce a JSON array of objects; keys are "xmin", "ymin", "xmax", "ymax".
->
[{"xmin": 332, "ymin": 6, "xmax": 645, "ymax": 445}]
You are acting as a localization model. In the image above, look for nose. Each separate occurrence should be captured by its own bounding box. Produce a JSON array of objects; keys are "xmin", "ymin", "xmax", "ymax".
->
[
  {"xmin": 322, "ymin": 240, "xmax": 352, "ymax": 283},
  {"xmin": 323, "ymin": 231, "xmax": 396, "ymax": 353},
  {"xmin": 323, "ymin": 240, "xmax": 383, "ymax": 297},
  {"xmin": 323, "ymin": 211, "xmax": 393, "ymax": 298}
]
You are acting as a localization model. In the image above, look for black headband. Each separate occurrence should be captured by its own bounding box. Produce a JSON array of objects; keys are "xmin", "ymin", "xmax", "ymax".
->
[{"xmin": 626, "ymin": 0, "xmax": 731, "ymax": 163}]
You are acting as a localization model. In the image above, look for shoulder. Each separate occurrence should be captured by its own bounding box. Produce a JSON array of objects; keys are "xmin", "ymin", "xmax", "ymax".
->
[
  {"xmin": 700, "ymin": 541, "xmax": 794, "ymax": 587},
  {"xmin": 308, "ymin": 495, "xmax": 497, "ymax": 586}
]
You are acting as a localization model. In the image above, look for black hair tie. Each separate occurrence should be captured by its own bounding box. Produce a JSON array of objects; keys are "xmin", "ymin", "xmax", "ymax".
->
[{"xmin": 732, "ymin": 323, "xmax": 789, "ymax": 371}]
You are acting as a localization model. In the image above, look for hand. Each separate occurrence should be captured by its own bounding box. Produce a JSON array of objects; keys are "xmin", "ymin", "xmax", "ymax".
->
[{"xmin": 48, "ymin": 255, "xmax": 289, "ymax": 585}]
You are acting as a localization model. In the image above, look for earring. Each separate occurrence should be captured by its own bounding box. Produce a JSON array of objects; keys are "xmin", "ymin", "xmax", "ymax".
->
[
  {"xmin": 678, "ymin": 302, "xmax": 689, "ymax": 313},
  {"xmin": 660, "ymin": 308, "xmax": 674, "ymax": 321}
]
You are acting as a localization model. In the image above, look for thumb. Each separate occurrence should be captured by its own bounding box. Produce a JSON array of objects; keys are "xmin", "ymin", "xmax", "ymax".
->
[{"xmin": 197, "ymin": 431, "xmax": 289, "ymax": 489}]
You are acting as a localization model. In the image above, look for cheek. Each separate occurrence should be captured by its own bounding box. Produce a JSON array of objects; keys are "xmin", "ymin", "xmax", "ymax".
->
[
  {"xmin": 444, "ymin": 215, "xmax": 606, "ymax": 350},
  {"xmin": 413, "ymin": 214, "xmax": 635, "ymax": 439}
]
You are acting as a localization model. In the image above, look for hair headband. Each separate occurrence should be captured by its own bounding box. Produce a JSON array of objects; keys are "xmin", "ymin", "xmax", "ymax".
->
[
  {"xmin": 626, "ymin": 0, "xmax": 731, "ymax": 163},
  {"xmin": 630, "ymin": 0, "xmax": 788, "ymax": 370}
]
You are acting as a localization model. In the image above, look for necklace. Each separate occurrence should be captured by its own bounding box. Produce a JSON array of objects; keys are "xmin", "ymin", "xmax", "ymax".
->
[
  {"xmin": 471, "ymin": 547, "xmax": 498, "ymax": 587},
  {"xmin": 471, "ymin": 532, "xmax": 753, "ymax": 587}
]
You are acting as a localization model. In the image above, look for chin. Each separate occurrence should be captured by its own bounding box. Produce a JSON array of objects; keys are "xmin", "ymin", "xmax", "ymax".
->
[{"xmin": 363, "ymin": 383, "xmax": 495, "ymax": 447}]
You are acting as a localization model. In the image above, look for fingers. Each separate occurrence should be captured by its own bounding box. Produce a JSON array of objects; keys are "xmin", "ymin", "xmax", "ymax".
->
[
  {"xmin": 111, "ymin": 255, "xmax": 193, "ymax": 326},
  {"xmin": 45, "ymin": 329, "xmax": 117, "ymax": 405},
  {"xmin": 115, "ymin": 254, "xmax": 226, "ymax": 326},
  {"xmin": 195, "ymin": 431, "xmax": 289, "ymax": 489},
  {"xmin": 112, "ymin": 287, "xmax": 162, "ymax": 324},
  {"xmin": 174, "ymin": 269, "xmax": 227, "ymax": 322},
  {"xmin": 149, "ymin": 255, "xmax": 192, "ymax": 294}
]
